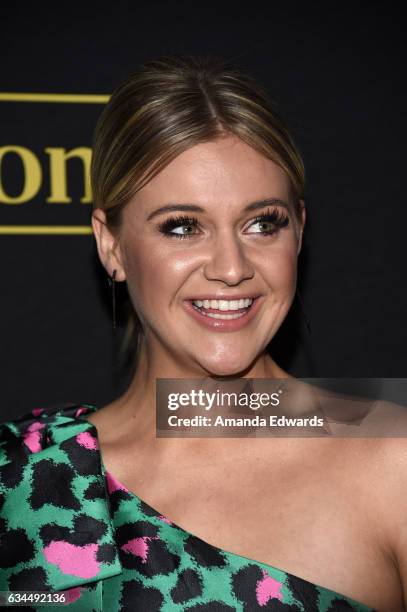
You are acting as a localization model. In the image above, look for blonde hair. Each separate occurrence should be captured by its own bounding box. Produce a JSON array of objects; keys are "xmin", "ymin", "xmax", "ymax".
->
[{"xmin": 91, "ymin": 54, "xmax": 305, "ymax": 363}]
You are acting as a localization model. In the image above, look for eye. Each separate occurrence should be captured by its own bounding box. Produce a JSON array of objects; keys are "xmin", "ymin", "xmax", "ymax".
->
[
  {"xmin": 157, "ymin": 215, "xmax": 199, "ymax": 240},
  {"xmin": 156, "ymin": 207, "xmax": 290, "ymax": 240},
  {"xmin": 245, "ymin": 208, "xmax": 290, "ymax": 236}
]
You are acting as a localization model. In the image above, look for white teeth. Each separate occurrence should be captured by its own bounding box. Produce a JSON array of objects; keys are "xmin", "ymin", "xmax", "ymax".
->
[
  {"xmin": 207, "ymin": 311, "xmax": 246, "ymax": 319},
  {"xmin": 192, "ymin": 298, "xmax": 254, "ymax": 311}
]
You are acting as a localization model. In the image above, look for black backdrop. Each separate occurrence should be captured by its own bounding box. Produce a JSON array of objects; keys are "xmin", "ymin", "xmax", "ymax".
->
[{"xmin": 1, "ymin": 1, "xmax": 406, "ymax": 420}]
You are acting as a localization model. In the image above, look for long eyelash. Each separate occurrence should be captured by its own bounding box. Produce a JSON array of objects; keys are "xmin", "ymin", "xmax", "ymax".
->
[
  {"xmin": 157, "ymin": 215, "xmax": 199, "ymax": 239},
  {"xmin": 250, "ymin": 207, "xmax": 290, "ymax": 234},
  {"xmin": 157, "ymin": 207, "xmax": 290, "ymax": 240}
]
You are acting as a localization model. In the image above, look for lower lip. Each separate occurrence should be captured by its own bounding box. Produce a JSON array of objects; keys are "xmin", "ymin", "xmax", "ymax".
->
[{"xmin": 182, "ymin": 297, "xmax": 263, "ymax": 332}]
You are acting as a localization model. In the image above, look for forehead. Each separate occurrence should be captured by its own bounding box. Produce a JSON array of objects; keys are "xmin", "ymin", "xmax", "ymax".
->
[{"xmin": 128, "ymin": 135, "xmax": 292, "ymax": 216}]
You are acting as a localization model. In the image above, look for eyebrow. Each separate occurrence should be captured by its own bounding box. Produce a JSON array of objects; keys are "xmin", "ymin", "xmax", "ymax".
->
[{"xmin": 146, "ymin": 197, "xmax": 291, "ymax": 221}]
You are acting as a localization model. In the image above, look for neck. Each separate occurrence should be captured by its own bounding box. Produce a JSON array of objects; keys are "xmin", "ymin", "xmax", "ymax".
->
[{"xmin": 115, "ymin": 334, "xmax": 291, "ymax": 437}]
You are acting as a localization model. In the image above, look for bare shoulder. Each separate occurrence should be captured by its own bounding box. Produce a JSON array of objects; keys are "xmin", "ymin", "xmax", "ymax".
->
[
  {"xmin": 353, "ymin": 413, "xmax": 407, "ymax": 598},
  {"xmin": 322, "ymin": 431, "xmax": 407, "ymax": 609},
  {"xmin": 342, "ymin": 411, "xmax": 407, "ymax": 514},
  {"xmin": 376, "ymin": 433, "xmax": 407, "ymax": 602},
  {"xmin": 369, "ymin": 418, "xmax": 407, "ymax": 544}
]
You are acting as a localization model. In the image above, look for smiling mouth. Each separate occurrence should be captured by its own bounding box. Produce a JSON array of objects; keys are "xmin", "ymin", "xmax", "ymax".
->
[{"xmin": 189, "ymin": 297, "xmax": 259, "ymax": 320}]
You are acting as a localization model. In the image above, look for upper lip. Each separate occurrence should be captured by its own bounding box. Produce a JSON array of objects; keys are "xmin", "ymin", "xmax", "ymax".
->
[{"xmin": 186, "ymin": 294, "xmax": 261, "ymax": 301}]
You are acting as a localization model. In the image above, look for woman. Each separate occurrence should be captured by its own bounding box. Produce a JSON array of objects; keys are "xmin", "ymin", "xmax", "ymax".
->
[{"xmin": 1, "ymin": 55, "xmax": 406, "ymax": 611}]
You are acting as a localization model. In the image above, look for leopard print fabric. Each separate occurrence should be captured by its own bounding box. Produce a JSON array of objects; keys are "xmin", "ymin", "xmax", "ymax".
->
[{"xmin": 0, "ymin": 403, "xmax": 375, "ymax": 611}]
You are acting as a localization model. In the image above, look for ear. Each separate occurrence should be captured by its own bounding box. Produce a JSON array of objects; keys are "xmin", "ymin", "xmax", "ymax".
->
[
  {"xmin": 91, "ymin": 208, "xmax": 126, "ymax": 281},
  {"xmin": 296, "ymin": 199, "xmax": 306, "ymax": 255}
]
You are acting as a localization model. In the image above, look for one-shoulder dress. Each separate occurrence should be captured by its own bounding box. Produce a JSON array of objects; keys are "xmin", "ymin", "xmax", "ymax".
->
[{"xmin": 0, "ymin": 403, "xmax": 376, "ymax": 611}]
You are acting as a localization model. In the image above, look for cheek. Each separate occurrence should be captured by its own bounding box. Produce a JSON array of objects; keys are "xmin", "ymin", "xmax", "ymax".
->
[
  {"xmin": 255, "ymin": 243, "xmax": 298, "ymax": 290},
  {"xmin": 122, "ymin": 241, "xmax": 194, "ymax": 314}
]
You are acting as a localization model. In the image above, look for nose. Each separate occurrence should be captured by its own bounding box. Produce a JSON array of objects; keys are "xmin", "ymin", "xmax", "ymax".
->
[{"xmin": 203, "ymin": 230, "xmax": 255, "ymax": 285}]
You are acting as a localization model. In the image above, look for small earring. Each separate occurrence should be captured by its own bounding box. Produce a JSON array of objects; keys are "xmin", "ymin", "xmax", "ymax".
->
[
  {"xmin": 295, "ymin": 286, "xmax": 312, "ymax": 335},
  {"xmin": 107, "ymin": 269, "xmax": 117, "ymax": 330}
]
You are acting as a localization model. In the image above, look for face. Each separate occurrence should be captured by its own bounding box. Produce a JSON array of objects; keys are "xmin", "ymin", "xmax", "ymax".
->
[{"xmin": 93, "ymin": 135, "xmax": 305, "ymax": 377}]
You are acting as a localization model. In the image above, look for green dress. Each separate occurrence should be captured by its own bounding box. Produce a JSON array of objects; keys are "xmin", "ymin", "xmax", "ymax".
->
[{"xmin": 0, "ymin": 403, "xmax": 376, "ymax": 611}]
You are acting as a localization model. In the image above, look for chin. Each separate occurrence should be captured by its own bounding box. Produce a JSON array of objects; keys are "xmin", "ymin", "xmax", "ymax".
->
[{"xmin": 198, "ymin": 355, "xmax": 255, "ymax": 378}]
